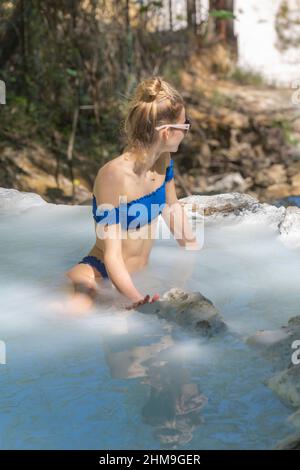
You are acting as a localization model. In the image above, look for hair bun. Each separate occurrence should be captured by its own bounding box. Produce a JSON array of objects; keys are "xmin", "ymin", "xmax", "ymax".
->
[{"xmin": 140, "ymin": 76, "xmax": 162, "ymax": 102}]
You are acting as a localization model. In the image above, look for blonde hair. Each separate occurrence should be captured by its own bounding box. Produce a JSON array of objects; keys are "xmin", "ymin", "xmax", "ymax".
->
[{"xmin": 121, "ymin": 76, "xmax": 184, "ymax": 160}]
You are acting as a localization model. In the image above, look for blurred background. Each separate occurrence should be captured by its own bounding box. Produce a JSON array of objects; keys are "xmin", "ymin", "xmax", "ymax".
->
[{"xmin": 1, "ymin": 0, "xmax": 300, "ymax": 207}]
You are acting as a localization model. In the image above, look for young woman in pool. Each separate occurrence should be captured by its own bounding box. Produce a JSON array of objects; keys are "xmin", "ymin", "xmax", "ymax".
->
[{"xmin": 64, "ymin": 76, "xmax": 199, "ymax": 313}]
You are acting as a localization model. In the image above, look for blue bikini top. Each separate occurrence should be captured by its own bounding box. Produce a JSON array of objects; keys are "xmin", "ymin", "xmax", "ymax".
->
[{"xmin": 92, "ymin": 158, "xmax": 174, "ymax": 230}]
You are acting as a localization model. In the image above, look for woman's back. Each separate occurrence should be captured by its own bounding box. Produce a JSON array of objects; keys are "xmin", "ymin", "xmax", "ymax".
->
[
  {"xmin": 91, "ymin": 151, "xmax": 173, "ymax": 272},
  {"xmin": 64, "ymin": 75, "xmax": 187, "ymax": 312}
]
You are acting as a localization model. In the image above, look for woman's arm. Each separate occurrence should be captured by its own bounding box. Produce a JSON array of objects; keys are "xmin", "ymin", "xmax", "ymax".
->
[
  {"xmin": 94, "ymin": 163, "xmax": 160, "ymax": 307},
  {"xmin": 162, "ymin": 200, "xmax": 199, "ymax": 249},
  {"xmin": 103, "ymin": 236, "xmax": 145, "ymax": 302},
  {"xmin": 94, "ymin": 163, "xmax": 146, "ymax": 302},
  {"xmin": 104, "ymin": 238, "xmax": 157, "ymax": 308},
  {"xmin": 162, "ymin": 165, "xmax": 200, "ymax": 250}
]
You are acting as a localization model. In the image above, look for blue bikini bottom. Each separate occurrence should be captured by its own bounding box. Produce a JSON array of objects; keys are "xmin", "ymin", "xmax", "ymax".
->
[{"xmin": 78, "ymin": 255, "xmax": 109, "ymax": 279}]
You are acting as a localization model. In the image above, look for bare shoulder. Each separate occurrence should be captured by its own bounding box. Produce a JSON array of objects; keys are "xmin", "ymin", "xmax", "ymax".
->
[
  {"xmin": 95, "ymin": 157, "xmax": 123, "ymax": 182},
  {"xmin": 93, "ymin": 155, "xmax": 127, "ymax": 207}
]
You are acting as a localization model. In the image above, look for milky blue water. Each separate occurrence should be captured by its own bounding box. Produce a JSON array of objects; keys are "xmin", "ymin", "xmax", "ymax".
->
[
  {"xmin": 273, "ymin": 195, "xmax": 300, "ymax": 208},
  {"xmin": 0, "ymin": 192, "xmax": 299, "ymax": 449}
]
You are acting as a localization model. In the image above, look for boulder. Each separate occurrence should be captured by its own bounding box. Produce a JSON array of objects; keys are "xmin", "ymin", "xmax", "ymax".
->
[
  {"xmin": 137, "ymin": 287, "xmax": 227, "ymax": 338},
  {"xmin": 178, "ymin": 192, "xmax": 300, "ymax": 247},
  {"xmin": 275, "ymin": 433, "xmax": 300, "ymax": 450},
  {"xmin": 267, "ymin": 365, "xmax": 300, "ymax": 409},
  {"xmin": 255, "ymin": 164, "xmax": 287, "ymax": 187},
  {"xmin": 247, "ymin": 315, "xmax": 300, "ymax": 367},
  {"xmin": 204, "ymin": 173, "xmax": 252, "ymax": 193},
  {"xmin": 246, "ymin": 328, "xmax": 291, "ymax": 347},
  {"xmin": 247, "ymin": 316, "xmax": 300, "ymax": 409},
  {"xmin": 291, "ymin": 172, "xmax": 300, "ymax": 195},
  {"xmin": 179, "ymin": 192, "xmax": 260, "ymax": 217},
  {"xmin": 264, "ymin": 183, "xmax": 292, "ymax": 200},
  {"xmin": 278, "ymin": 206, "xmax": 300, "ymax": 248},
  {"xmin": 288, "ymin": 408, "xmax": 300, "ymax": 428},
  {"xmin": 0, "ymin": 187, "xmax": 46, "ymax": 213}
]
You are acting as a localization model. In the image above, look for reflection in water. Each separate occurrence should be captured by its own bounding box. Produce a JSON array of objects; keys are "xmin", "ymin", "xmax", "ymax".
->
[
  {"xmin": 2, "ymin": 189, "xmax": 299, "ymax": 448},
  {"xmin": 100, "ymin": 316, "xmax": 207, "ymax": 448},
  {"xmin": 141, "ymin": 364, "xmax": 207, "ymax": 447}
]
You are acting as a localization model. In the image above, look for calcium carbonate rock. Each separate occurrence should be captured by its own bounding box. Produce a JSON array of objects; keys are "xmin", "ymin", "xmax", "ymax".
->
[
  {"xmin": 0, "ymin": 187, "xmax": 47, "ymax": 213},
  {"xmin": 248, "ymin": 316, "xmax": 300, "ymax": 419},
  {"xmin": 267, "ymin": 365, "xmax": 300, "ymax": 409},
  {"xmin": 246, "ymin": 328, "xmax": 291, "ymax": 347},
  {"xmin": 2, "ymin": 187, "xmax": 300, "ymax": 251},
  {"xmin": 288, "ymin": 408, "xmax": 300, "ymax": 428},
  {"xmin": 137, "ymin": 287, "xmax": 227, "ymax": 337},
  {"xmin": 278, "ymin": 206, "xmax": 300, "ymax": 249},
  {"xmin": 179, "ymin": 191, "xmax": 287, "ymax": 230},
  {"xmin": 247, "ymin": 315, "xmax": 300, "ymax": 367},
  {"xmin": 178, "ymin": 192, "xmax": 300, "ymax": 248},
  {"xmin": 275, "ymin": 433, "xmax": 300, "ymax": 450},
  {"xmin": 180, "ymin": 192, "xmax": 260, "ymax": 218}
]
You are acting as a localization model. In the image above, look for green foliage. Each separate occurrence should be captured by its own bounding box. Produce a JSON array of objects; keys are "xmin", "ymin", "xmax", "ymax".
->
[
  {"xmin": 0, "ymin": 0, "xmax": 240, "ymax": 166},
  {"xmin": 271, "ymin": 118, "xmax": 300, "ymax": 146},
  {"xmin": 209, "ymin": 9, "xmax": 236, "ymax": 20},
  {"xmin": 139, "ymin": 1, "xmax": 163, "ymax": 14},
  {"xmin": 211, "ymin": 90, "xmax": 236, "ymax": 109},
  {"xmin": 163, "ymin": 63, "xmax": 181, "ymax": 89},
  {"xmin": 228, "ymin": 67, "xmax": 265, "ymax": 86},
  {"xmin": 66, "ymin": 68, "xmax": 78, "ymax": 77}
]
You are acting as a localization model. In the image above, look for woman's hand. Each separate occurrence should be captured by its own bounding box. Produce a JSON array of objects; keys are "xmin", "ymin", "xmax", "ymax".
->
[{"xmin": 124, "ymin": 293, "xmax": 160, "ymax": 310}]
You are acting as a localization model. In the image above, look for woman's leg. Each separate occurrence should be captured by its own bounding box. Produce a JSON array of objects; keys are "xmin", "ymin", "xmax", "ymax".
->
[{"xmin": 61, "ymin": 263, "xmax": 103, "ymax": 316}]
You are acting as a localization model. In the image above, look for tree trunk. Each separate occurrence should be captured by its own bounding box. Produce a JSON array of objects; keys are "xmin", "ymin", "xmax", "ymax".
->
[
  {"xmin": 168, "ymin": 0, "xmax": 173, "ymax": 31},
  {"xmin": 208, "ymin": 0, "xmax": 236, "ymax": 44},
  {"xmin": 187, "ymin": 0, "xmax": 197, "ymax": 34},
  {"xmin": 0, "ymin": 0, "xmax": 27, "ymax": 69}
]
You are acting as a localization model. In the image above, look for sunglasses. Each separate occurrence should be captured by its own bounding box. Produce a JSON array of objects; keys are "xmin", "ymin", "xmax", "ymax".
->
[{"xmin": 155, "ymin": 117, "xmax": 191, "ymax": 133}]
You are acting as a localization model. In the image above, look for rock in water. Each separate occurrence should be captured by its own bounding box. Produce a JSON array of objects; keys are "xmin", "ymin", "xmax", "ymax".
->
[
  {"xmin": 267, "ymin": 366, "xmax": 300, "ymax": 409},
  {"xmin": 278, "ymin": 206, "xmax": 300, "ymax": 249},
  {"xmin": 246, "ymin": 328, "xmax": 291, "ymax": 347},
  {"xmin": 248, "ymin": 314, "xmax": 300, "ymax": 441},
  {"xmin": 136, "ymin": 288, "xmax": 227, "ymax": 337},
  {"xmin": 274, "ymin": 433, "xmax": 300, "ymax": 450},
  {"xmin": 246, "ymin": 315, "xmax": 300, "ymax": 368},
  {"xmin": 247, "ymin": 315, "xmax": 300, "ymax": 408},
  {"xmin": 267, "ymin": 317, "xmax": 300, "ymax": 450},
  {"xmin": 288, "ymin": 408, "xmax": 300, "ymax": 429}
]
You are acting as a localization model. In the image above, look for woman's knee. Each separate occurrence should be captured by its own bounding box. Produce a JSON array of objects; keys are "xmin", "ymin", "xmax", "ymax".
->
[
  {"xmin": 66, "ymin": 270, "xmax": 99, "ymax": 302},
  {"xmin": 65, "ymin": 263, "xmax": 95, "ymax": 286}
]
